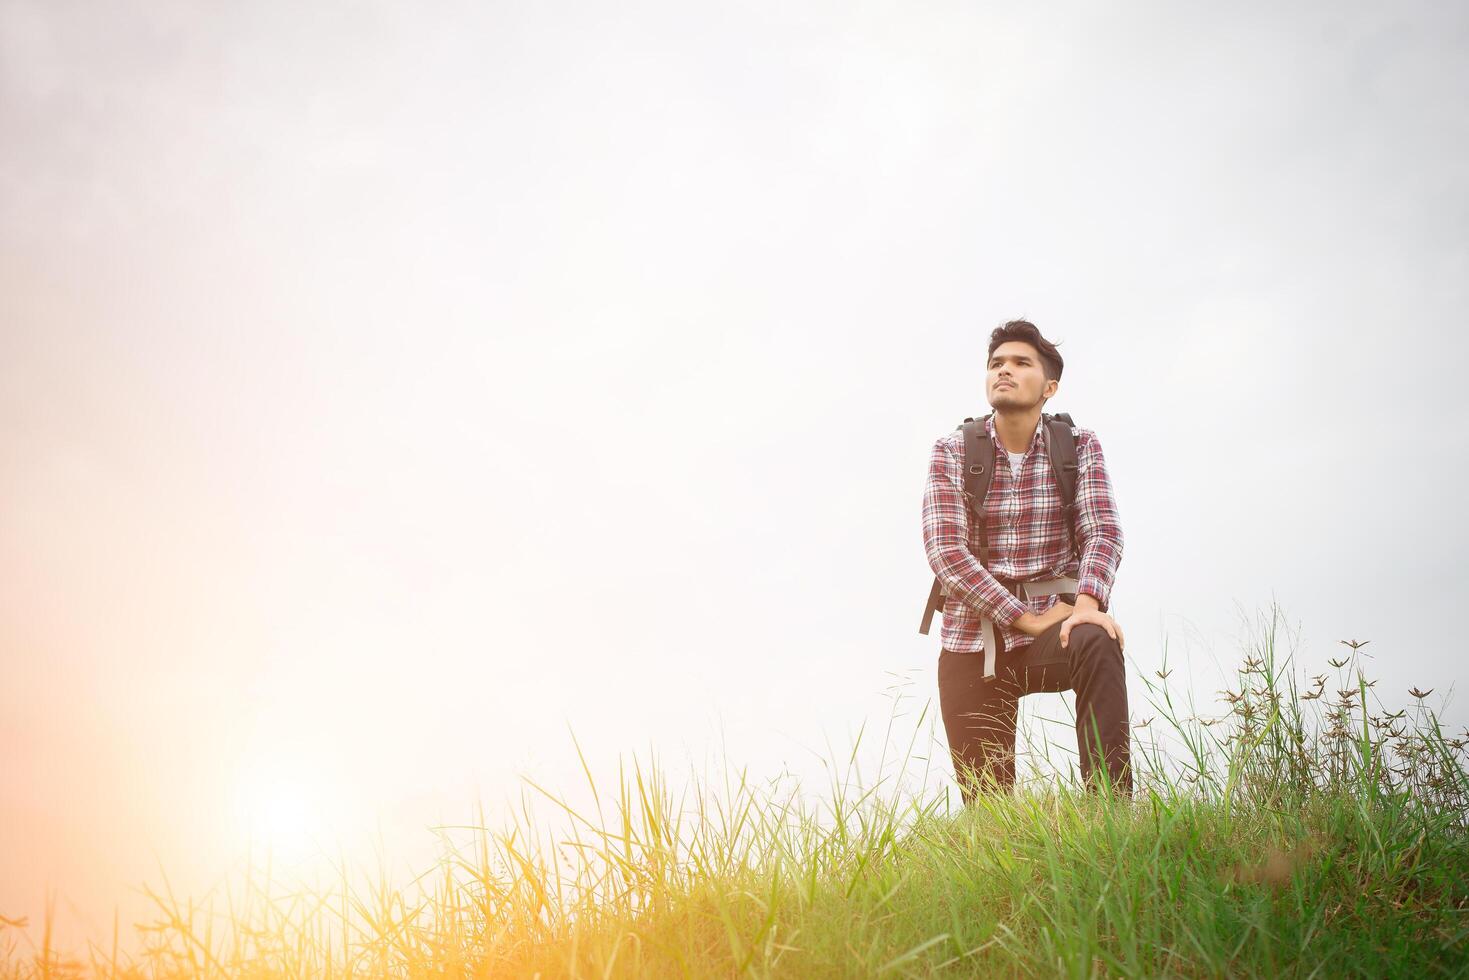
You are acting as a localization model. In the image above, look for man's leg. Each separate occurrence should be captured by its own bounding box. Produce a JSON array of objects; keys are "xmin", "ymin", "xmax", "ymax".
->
[
  {"xmin": 938, "ymin": 647, "xmax": 1022, "ymax": 804},
  {"xmin": 1023, "ymin": 622, "xmax": 1132, "ymax": 795}
]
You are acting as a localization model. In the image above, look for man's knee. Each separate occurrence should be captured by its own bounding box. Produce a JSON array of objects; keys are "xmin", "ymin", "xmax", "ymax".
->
[{"xmin": 1070, "ymin": 624, "xmax": 1121, "ymax": 660}]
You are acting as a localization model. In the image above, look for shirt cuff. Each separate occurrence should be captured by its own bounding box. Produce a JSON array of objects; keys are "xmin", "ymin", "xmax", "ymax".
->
[
  {"xmin": 1077, "ymin": 575, "xmax": 1111, "ymax": 612},
  {"xmin": 988, "ymin": 590, "xmax": 1029, "ymax": 626}
]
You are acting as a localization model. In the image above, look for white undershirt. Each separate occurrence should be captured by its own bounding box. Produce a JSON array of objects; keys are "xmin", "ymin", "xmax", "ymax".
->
[{"xmin": 1007, "ymin": 450, "xmax": 1026, "ymax": 478}]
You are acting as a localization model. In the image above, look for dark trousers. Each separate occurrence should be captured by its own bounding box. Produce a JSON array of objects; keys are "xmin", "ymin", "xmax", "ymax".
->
[{"xmin": 938, "ymin": 621, "xmax": 1132, "ymax": 802}]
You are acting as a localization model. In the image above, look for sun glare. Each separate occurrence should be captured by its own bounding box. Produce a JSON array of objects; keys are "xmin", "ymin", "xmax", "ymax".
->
[
  {"xmin": 233, "ymin": 767, "xmax": 330, "ymax": 861},
  {"xmin": 257, "ymin": 789, "xmax": 314, "ymax": 840}
]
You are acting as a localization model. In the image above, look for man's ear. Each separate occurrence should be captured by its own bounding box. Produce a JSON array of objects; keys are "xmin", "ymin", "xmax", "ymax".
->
[{"xmin": 1043, "ymin": 378, "xmax": 1059, "ymax": 400}]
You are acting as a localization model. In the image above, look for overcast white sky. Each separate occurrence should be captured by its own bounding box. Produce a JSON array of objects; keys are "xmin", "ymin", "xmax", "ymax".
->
[{"xmin": 3, "ymin": 0, "xmax": 1467, "ymax": 953}]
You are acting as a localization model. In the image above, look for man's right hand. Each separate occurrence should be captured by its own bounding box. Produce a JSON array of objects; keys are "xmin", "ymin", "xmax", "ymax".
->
[{"xmin": 1013, "ymin": 601, "xmax": 1074, "ymax": 638}]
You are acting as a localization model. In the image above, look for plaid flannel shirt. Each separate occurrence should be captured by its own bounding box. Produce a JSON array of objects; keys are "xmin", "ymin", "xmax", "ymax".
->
[{"xmin": 921, "ymin": 414, "xmax": 1123, "ymax": 655}]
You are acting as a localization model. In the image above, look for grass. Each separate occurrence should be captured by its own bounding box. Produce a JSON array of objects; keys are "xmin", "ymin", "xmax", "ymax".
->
[{"xmin": 4, "ymin": 606, "xmax": 1468, "ymax": 977}]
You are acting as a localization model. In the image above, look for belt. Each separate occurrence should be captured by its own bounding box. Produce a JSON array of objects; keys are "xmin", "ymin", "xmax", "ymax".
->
[{"xmin": 979, "ymin": 577, "xmax": 1080, "ymax": 681}]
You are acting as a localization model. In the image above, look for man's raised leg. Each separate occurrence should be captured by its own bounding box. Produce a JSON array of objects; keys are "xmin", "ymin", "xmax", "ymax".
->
[{"xmin": 1065, "ymin": 623, "xmax": 1132, "ymax": 795}]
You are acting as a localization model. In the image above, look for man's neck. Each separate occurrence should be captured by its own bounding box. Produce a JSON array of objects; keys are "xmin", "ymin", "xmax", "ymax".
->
[{"xmin": 993, "ymin": 406, "xmax": 1042, "ymax": 454}]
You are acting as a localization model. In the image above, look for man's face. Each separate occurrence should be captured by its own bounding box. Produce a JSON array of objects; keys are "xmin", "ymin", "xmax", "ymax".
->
[{"xmin": 986, "ymin": 340, "xmax": 1057, "ymax": 411}]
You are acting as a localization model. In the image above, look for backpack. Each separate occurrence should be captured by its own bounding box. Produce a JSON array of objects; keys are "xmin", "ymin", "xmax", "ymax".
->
[{"xmin": 919, "ymin": 412, "xmax": 1081, "ymax": 635}]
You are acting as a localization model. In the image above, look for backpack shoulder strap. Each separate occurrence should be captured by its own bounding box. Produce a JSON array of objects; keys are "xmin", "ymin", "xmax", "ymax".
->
[
  {"xmin": 959, "ymin": 414, "xmax": 994, "ymax": 566},
  {"xmin": 1041, "ymin": 413, "xmax": 1079, "ymax": 507},
  {"xmin": 959, "ymin": 415, "xmax": 995, "ymax": 513},
  {"xmin": 1041, "ymin": 412, "xmax": 1081, "ymax": 558}
]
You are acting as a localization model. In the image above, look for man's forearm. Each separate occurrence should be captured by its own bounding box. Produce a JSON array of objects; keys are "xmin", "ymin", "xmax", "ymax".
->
[
  {"xmin": 1013, "ymin": 601, "xmax": 1074, "ymax": 637},
  {"xmin": 928, "ymin": 544, "xmax": 1028, "ymax": 625}
]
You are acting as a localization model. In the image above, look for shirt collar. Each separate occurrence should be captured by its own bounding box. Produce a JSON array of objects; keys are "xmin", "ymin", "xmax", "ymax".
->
[{"xmin": 984, "ymin": 413, "xmax": 1046, "ymax": 455}]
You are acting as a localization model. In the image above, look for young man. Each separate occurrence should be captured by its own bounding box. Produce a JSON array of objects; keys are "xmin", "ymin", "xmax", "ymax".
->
[{"xmin": 921, "ymin": 320, "xmax": 1130, "ymax": 801}]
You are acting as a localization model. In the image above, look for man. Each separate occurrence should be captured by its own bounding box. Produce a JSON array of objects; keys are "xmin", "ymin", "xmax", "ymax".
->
[{"xmin": 921, "ymin": 319, "xmax": 1130, "ymax": 801}]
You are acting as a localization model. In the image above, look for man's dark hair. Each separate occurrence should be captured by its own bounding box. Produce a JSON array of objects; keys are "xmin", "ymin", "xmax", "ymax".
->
[{"xmin": 987, "ymin": 319, "xmax": 1064, "ymax": 382}]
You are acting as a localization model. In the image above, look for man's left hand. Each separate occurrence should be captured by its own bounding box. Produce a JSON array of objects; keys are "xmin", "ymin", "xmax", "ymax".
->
[{"xmin": 1060, "ymin": 601, "xmax": 1125, "ymax": 652}]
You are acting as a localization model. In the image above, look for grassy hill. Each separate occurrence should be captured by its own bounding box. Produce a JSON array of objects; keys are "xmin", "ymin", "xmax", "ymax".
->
[{"xmin": 5, "ymin": 614, "xmax": 1467, "ymax": 978}]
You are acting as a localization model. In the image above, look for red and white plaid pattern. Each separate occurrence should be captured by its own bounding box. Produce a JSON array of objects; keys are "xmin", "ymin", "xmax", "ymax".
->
[{"xmin": 922, "ymin": 414, "xmax": 1123, "ymax": 654}]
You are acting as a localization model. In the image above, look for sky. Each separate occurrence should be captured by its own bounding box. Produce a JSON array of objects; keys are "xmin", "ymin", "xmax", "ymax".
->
[{"xmin": 3, "ymin": 0, "xmax": 1467, "ymax": 957}]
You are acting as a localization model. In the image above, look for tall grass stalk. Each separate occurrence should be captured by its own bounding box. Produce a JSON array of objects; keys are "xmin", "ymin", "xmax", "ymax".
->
[{"xmin": 4, "ymin": 606, "xmax": 1467, "ymax": 977}]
